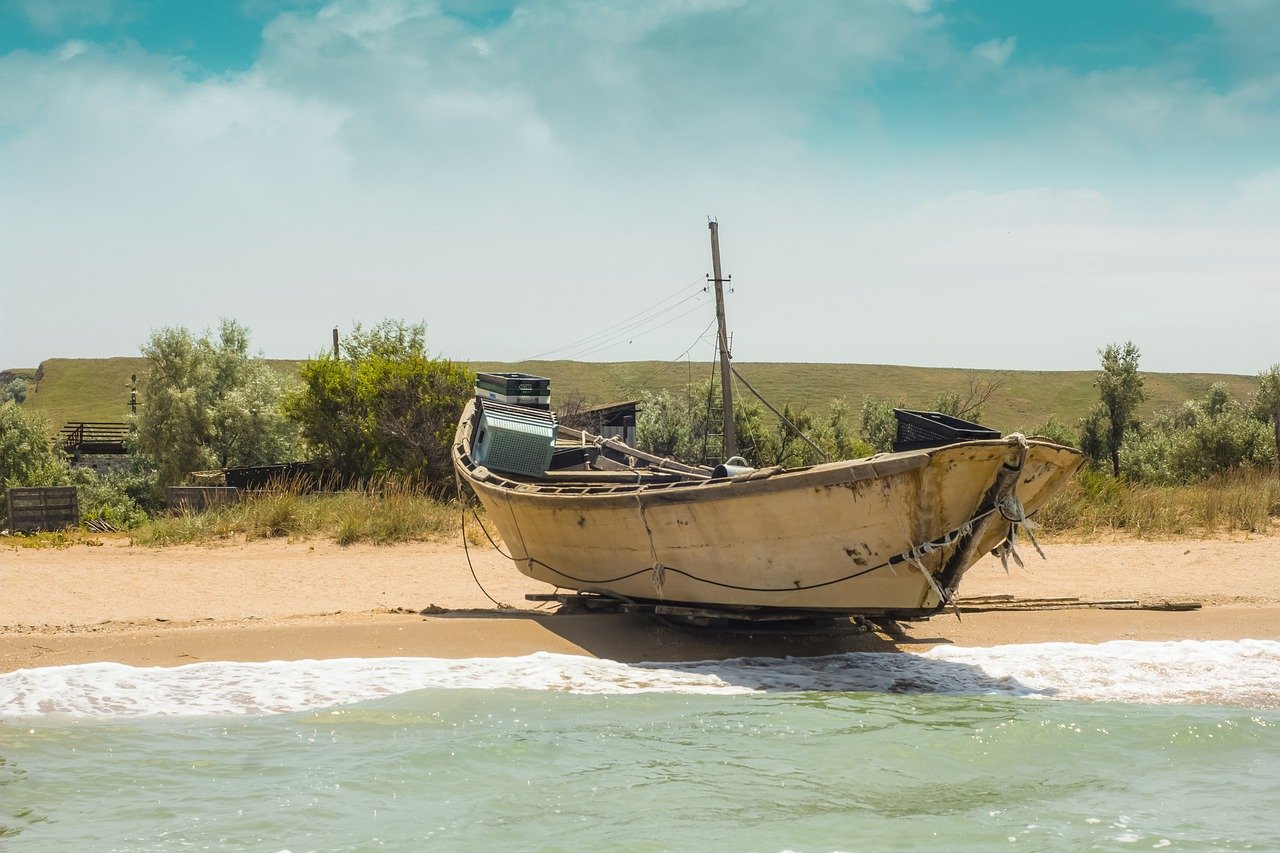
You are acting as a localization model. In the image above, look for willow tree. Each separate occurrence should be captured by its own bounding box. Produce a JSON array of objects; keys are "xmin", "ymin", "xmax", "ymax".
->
[
  {"xmin": 1096, "ymin": 341, "xmax": 1145, "ymax": 477},
  {"xmin": 134, "ymin": 320, "xmax": 297, "ymax": 489},
  {"xmin": 0, "ymin": 401, "xmax": 67, "ymax": 511},
  {"xmin": 1254, "ymin": 364, "xmax": 1280, "ymax": 469}
]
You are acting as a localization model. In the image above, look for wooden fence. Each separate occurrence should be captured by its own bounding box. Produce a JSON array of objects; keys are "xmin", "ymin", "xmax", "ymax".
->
[
  {"xmin": 166, "ymin": 486, "xmax": 240, "ymax": 513},
  {"xmin": 6, "ymin": 487, "xmax": 79, "ymax": 533}
]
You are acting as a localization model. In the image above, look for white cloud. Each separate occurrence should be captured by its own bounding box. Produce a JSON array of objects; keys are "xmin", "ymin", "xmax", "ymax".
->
[
  {"xmin": 1232, "ymin": 166, "xmax": 1280, "ymax": 219},
  {"xmin": 973, "ymin": 36, "xmax": 1015, "ymax": 65},
  {"xmin": 12, "ymin": 0, "xmax": 123, "ymax": 33},
  {"xmin": 910, "ymin": 187, "xmax": 1110, "ymax": 227},
  {"xmin": 1, "ymin": 0, "xmax": 1279, "ymax": 373},
  {"xmin": 1178, "ymin": 0, "xmax": 1280, "ymax": 73}
]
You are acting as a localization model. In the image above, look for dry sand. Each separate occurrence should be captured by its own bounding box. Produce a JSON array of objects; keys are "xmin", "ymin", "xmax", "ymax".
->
[{"xmin": 2, "ymin": 533, "xmax": 1278, "ymax": 671}]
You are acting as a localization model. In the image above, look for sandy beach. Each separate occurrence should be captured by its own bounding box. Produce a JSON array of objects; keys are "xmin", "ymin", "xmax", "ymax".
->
[{"xmin": 3, "ymin": 533, "xmax": 1278, "ymax": 672}]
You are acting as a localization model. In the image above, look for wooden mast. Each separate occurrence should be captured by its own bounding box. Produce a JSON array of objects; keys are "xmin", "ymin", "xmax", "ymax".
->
[{"xmin": 708, "ymin": 219, "xmax": 737, "ymax": 458}]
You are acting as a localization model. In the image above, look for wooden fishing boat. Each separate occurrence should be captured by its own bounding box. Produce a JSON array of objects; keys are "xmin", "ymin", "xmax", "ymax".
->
[
  {"xmin": 453, "ymin": 401, "xmax": 1081, "ymax": 619},
  {"xmin": 452, "ymin": 222, "xmax": 1083, "ymax": 619}
]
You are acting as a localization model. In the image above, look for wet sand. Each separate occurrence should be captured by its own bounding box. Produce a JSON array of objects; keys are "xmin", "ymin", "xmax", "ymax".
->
[{"xmin": 3, "ymin": 533, "xmax": 1278, "ymax": 671}]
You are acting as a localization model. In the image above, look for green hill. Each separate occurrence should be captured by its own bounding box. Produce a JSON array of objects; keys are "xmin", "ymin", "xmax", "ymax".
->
[{"xmin": 11, "ymin": 356, "xmax": 1260, "ymax": 435}]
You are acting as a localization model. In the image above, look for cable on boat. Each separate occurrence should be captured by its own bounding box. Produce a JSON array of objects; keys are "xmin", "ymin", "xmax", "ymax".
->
[
  {"xmin": 469, "ymin": 503, "xmax": 512, "ymax": 560},
  {"xmin": 456, "ymin": 475, "xmax": 511, "ymax": 608},
  {"xmin": 511, "ymin": 509, "xmax": 999, "ymax": 594}
]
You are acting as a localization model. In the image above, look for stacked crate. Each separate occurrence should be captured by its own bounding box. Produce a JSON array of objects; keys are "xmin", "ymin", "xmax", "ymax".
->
[
  {"xmin": 473, "ymin": 401, "xmax": 558, "ymax": 477},
  {"xmin": 474, "ymin": 372, "xmax": 551, "ymax": 410}
]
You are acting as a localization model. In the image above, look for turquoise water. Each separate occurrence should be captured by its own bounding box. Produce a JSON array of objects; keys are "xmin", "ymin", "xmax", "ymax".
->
[{"xmin": 5, "ymin": 687, "xmax": 1279, "ymax": 850}]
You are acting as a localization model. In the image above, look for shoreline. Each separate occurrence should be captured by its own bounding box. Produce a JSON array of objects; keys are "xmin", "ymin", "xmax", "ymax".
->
[
  {"xmin": 4, "ymin": 533, "xmax": 1279, "ymax": 672},
  {"xmin": 4, "ymin": 607, "xmax": 1279, "ymax": 672}
]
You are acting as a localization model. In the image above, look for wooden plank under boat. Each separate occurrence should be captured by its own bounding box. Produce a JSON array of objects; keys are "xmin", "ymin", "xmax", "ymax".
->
[{"xmin": 452, "ymin": 398, "xmax": 1084, "ymax": 619}]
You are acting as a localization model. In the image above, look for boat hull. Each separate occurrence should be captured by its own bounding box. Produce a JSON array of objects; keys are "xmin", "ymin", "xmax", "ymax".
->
[{"xmin": 454, "ymin": 402, "xmax": 1082, "ymax": 618}]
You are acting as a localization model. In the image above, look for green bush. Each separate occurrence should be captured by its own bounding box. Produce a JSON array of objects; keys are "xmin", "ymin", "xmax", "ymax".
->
[
  {"xmin": 859, "ymin": 397, "xmax": 897, "ymax": 453},
  {"xmin": 1118, "ymin": 384, "xmax": 1275, "ymax": 484},
  {"xmin": 1026, "ymin": 415, "xmax": 1078, "ymax": 448},
  {"xmin": 284, "ymin": 321, "xmax": 472, "ymax": 496},
  {"xmin": 65, "ymin": 467, "xmax": 150, "ymax": 529},
  {"xmin": 635, "ymin": 381, "xmax": 869, "ymax": 468},
  {"xmin": 2, "ymin": 378, "xmax": 28, "ymax": 404}
]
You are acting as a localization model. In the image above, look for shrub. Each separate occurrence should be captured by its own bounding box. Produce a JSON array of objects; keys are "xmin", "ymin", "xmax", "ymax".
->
[
  {"xmin": 285, "ymin": 321, "xmax": 472, "ymax": 496},
  {"xmin": 1119, "ymin": 384, "xmax": 1276, "ymax": 484},
  {"xmin": 65, "ymin": 467, "xmax": 150, "ymax": 529},
  {"xmin": 2, "ymin": 378, "xmax": 28, "ymax": 404},
  {"xmin": 1027, "ymin": 415, "xmax": 1078, "ymax": 448},
  {"xmin": 859, "ymin": 397, "xmax": 898, "ymax": 453}
]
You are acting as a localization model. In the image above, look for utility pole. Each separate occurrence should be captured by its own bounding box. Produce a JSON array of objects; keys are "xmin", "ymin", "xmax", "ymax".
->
[
  {"xmin": 708, "ymin": 219, "xmax": 736, "ymax": 458},
  {"xmin": 332, "ymin": 327, "xmax": 340, "ymax": 360}
]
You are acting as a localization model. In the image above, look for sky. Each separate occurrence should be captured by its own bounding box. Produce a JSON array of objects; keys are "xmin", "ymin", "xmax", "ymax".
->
[{"xmin": 1, "ymin": 0, "xmax": 1278, "ymax": 374}]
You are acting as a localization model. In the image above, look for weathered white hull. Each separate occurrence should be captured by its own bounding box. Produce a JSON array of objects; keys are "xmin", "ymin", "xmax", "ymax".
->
[{"xmin": 453, "ymin": 400, "xmax": 1082, "ymax": 618}]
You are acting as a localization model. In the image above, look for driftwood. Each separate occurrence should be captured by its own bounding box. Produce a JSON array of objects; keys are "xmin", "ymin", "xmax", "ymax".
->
[{"xmin": 955, "ymin": 595, "xmax": 1201, "ymax": 612}]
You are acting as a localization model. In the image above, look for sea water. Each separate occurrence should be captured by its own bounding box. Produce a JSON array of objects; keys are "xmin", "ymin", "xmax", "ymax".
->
[{"xmin": 2, "ymin": 640, "xmax": 1279, "ymax": 850}]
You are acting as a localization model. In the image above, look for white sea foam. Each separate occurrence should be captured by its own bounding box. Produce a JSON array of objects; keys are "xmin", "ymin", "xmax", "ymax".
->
[{"xmin": 2, "ymin": 640, "xmax": 1277, "ymax": 718}]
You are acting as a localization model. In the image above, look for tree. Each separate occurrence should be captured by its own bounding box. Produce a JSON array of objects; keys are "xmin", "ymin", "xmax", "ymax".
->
[
  {"xmin": 135, "ymin": 319, "xmax": 297, "ymax": 489},
  {"xmin": 0, "ymin": 401, "xmax": 68, "ymax": 513},
  {"xmin": 1078, "ymin": 405, "xmax": 1109, "ymax": 468},
  {"xmin": 1095, "ymin": 341, "xmax": 1145, "ymax": 477},
  {"xmin": 1253, "ymin": 364, "xmax": 1280, "ymax": 470},
  {"xmin": 284, "ymin": 320, "xmax": 472, "ymax": 493}
]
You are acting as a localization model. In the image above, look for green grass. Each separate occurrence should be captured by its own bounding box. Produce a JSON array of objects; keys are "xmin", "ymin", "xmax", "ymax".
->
[{"xmin": 16, "ymin": 356, "xmax": 1261, "ymax": 435}]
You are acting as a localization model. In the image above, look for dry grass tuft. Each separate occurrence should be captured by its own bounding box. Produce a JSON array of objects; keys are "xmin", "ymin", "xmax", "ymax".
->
[
  {"xmin": 132, "ymin": 478, "xmax": 471, "ymax": 546},
  {"xmin": 1037, "ymin": 468, "xmax": 1280, "ymax": 538}
]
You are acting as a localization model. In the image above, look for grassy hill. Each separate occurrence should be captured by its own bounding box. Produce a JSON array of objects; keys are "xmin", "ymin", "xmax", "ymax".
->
[{"xmin": 11, "ymin": 356, "xmax": 1261, "ymax": 435}]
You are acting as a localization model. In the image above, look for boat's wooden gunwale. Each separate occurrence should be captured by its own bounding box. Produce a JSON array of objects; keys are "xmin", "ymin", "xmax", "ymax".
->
[{"xmin": 456, "ymin": 434, "xmax": 1077, "ymax": 508}]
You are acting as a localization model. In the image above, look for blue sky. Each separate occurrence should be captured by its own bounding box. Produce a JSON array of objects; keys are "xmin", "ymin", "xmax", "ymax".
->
[{"xmin": 2, "ymin": 0, "xmax": 1278, "ymax": 373}]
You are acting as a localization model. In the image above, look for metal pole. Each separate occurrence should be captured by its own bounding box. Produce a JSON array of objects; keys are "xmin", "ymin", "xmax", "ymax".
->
[{"xmin": 708, "ymin": 220, "xmax": 737, "ymax": 458}]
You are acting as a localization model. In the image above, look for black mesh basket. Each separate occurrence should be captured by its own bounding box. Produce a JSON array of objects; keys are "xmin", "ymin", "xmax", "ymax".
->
[{"xmin": 892, "ymin": 409, "xmax": 1001, "ymax": 452}]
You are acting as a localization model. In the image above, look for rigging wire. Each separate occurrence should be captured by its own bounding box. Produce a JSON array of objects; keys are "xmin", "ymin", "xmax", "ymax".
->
[
  {"xmin": 632, "ymin": 316, "xmax": 718, "ymax": 393},
  {"xmin": 519, "ymin": 276, "xmax": 706, "ymax": 362},
  {"xmin": 563, "ymin": 297, "xmax": 710, "ymax": 361}
]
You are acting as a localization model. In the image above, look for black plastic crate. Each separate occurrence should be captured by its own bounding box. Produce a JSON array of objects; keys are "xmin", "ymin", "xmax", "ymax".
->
[
  {"xmin": 550, "ymin": 445, "xmax": 600, "ymax": 470},
  {"xmin": 476, "ymin": 372, "xmax": 551, "ymax": 397},
  {"xmin": 891, "ymin": 409, "xmax": 1001, "ymax": 452}
]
